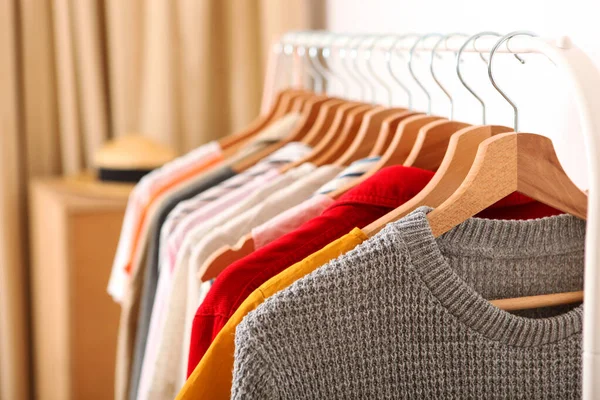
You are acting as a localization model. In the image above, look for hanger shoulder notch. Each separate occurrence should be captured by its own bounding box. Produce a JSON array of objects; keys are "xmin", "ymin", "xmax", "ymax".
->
[
  {"xmin": 516, "ymin": 133, "xmax": 587, "ymax": 219},
  {"xmin": 199, "ymin": 234, "xmax": 256, "ymax": 282},
  {"xmin": 431, "ymin": 125, "xmax": 514, "ymax": 191},
  {"xmin": 232, "ymin": 95, "xmax": 329, "ymax": 172},
  {"xmin": 313, "ymin": 104, "xmax": 374, "ymax": 166},
  {"xmin": 332, "ymin": 105, "xmax": 387, "ymax": 167},
  {"xmin": 370, "ymin": 111, "xmax": 420, "ymax": 157},
  {"xmin": 427, "ymin": 132, "xmax": 518, "ymax": 237},
  {"xmin": 380, "ymin": 115, "xmax": 445, "ymax": 168},
  {"xmin": 293, "ymin": 95, "xmax": 331, "ymax": 138},
  {"xmin": 403, "ymin": 121, "xmax": 471, "ymax": 170},
  {"xmin": 281, "ymin": 102, "xmax": 363, "ymax": 172},
  {"xmin": 362, "ymin": 108, "xmax": 410, "ymax": 139},
  {"xmin": 219, "ymin": 89, "xmax": 306, "ymax": 150},
  {"xmin": 302, "ymin": 98, "xmax": 347, "ymax": 147},
  {"xmin": 290, "ymin": 92, "xmax": 314, "ymax": 112}
]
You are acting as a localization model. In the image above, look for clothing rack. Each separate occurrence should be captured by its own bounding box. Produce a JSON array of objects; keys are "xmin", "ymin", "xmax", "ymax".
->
[{"xmin": 263, "ymin": 30, "xmax": 600, "ymax": 399}]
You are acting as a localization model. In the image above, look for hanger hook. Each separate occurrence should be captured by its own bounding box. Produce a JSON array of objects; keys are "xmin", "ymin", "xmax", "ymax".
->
[
  {"xmin": 386, "ymin": 35, "xmax": 410, "ymax": 108},
  {"xmin": 409, "ymin": 33, "xmax": 442, "ymax": 115},
  {"xmin": 271, "ymin": 40, "xmax": 285, "ymax": 92},
  {"xmin": 474, "ymin": 35, "xmax": 525, "ymax": 65},
  {"xmin": 295, "ymin": 33, "xmax": 323, "ymax": 93},
  {"xmin": 387, "ymin": 34, "xmax": 421, "ymax": 110},
  {"xmin": 306, "ymin": 32, "xmax": 334, "ymax": 95},
  {"xmin": 365, "ymin": 35, "xmax": 394, "ymax": 106},
  {"xmin": 313, "ymin": 32, "xmax": 346, "ymax": 97},
  {"xmin": 431, "ymin": 33, "xmax": 468, "ymax": 120},
  {"xmin": 456, "ymin": 32, "xmax": 501, "ymax": 124},
  {"xmin": 338, "ymin": 34, "xmax": 368, "ymax": 101},
  {"xmin": 488, "ymin": 31, "xmax": 538, "ymax": 132},
  {"xmin": 320, "ymin": 32, "xmax": 351, "ymax": 97},
  {"xmin": 304, "ymin": 32, "xmax": 329, "ymax": 94},
  {"xmin": 350, "ymin": 34, "xmax": 379, "ymax": 104},
  {"xmin": 283, "ymin": 32, "xmax": 314, "ymax": 91},
  {"xmin": 282, "ymin": 33, "xmax": 299, "ymax": 88}
]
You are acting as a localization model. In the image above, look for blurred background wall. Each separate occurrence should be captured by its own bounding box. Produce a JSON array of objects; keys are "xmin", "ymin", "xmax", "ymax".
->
[{"xmin": 0, "ymin": 1, "xmax": 324, "ymax": 399}]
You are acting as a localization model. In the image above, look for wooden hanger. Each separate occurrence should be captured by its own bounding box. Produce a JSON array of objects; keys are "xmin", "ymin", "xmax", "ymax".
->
[
  {"xmin": 368, "ymin": 111, "xmax": 421, "ymax": 157},
  {"xmin": 279, "ymin": 101, "xmax": 365, "ymax": 172},
  {"xmin": 231, "ymin": 94, "xmax": 333, "ymax": 172},
  {"xmin": 221, "ymin": 90, "xmax": 317, "ymax": 159},
  {"xmin": 489, "ymin": 290, "xmax": 583, "ymax": 311},
  {"xmin": 363, "ymin": 130, "xmax": 585, "ymax": 310},
  {"xmin": 313, "ymin": 104, "xmax": 377, "ymax": 165},
  {"xmin": 379, "ymin": 115, "xmax": 446, "ymax": 168},
  {"xmin": 328, "ymin": 114, "xmax": 444, "ymax": 199},
  {"xmin": 426, "ymin": 132, "xmax": 586, "ymax": 310},
  {"xmin": 403, "ymin": 121, "xmax": 471, "ymax": 170},
  {"xmin": 332, "ymin": 107, "xmax": 413, "ymax": 167},
  {"xmin": 362, "ymin": 125, "xmax": 513, "ymax": 237},
  {"xmin": 427, "ymin": 132, "xmax": 587, "ymax": 235},
  {"xmin": 219, "ymin": 89, "xmax": 309, "ymax": 152},
  {"xmin": 289, "ymin": 92, "xmax": 314, "ymax": 112},
  {"xmin": 295, "ymin": 98, "xmax": 348, "ymax": 148},
  {"xmin": 199, "ymin": 233, "xmax": 255, "ymax": 282},
  {"xmin": 308, "ymin": 106, "xmax": 418, "ymax": 171}
]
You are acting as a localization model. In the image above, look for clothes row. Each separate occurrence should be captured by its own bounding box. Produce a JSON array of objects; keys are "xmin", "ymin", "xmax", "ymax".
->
[{"xmin": 109, "ymin": 111, "xmax": 585, "ymax": 399}]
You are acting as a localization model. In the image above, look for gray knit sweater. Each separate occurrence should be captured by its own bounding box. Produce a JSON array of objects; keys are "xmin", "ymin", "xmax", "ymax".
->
[{"xmin": 232, "ymin": 207, "xmax": 585, "ymax": 399}]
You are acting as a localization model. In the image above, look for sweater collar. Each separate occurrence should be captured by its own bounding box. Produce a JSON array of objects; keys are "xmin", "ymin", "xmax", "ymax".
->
[{"xmin": 383, "ymin": 207, "xmax": 585, "ymax": 347}]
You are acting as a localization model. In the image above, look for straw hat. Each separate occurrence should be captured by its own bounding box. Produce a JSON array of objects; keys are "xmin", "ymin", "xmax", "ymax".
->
[{"xmin": 94, "ymin": 135, "xmax": 177, "ymax": 182}]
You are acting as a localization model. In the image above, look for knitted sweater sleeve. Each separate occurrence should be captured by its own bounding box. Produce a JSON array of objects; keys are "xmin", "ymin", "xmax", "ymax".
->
[{"xmin": 232, "ymin": 319, "xmax": 279, "ymax": 400}]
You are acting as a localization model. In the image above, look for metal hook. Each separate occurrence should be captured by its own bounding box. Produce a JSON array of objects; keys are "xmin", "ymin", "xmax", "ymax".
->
[
  {"xmin": 474, "ymin": 36, "xmax": 525, "ymax": 65},
  {"xmin": 307, "ymin": 32, "xmax": 341, "ymax": 97},
  {"xmin": 270, "ymin": 41, "xmax": 285, "ymax": 91},
  {"xmin": 409, "ymin": 33, "xmax": 442, "ymax": 115},
  {"xmin": 387, "ymin": 34, "xmax": 421, "ymax": 110},
  {"xmin": 295, "ymin": 33, "xmax": 323, "ymax": 93},
  {"xmin": 338, "ymin": 34, "xmax": 368, "ymax": 101},
  {"xmin": 319, "ymin": 32, "xmax": 350, "ymax": 97},
  {"xmin": 304, "ymin": 32, "xmax": 328, "ymax": 94},
  {"xmin": 282, "ymin": 33, "xmax": 298, "ymax": 88},
  {"xmin": 350, "ymin": 34, "xmax": 379, "ymax": 104},
  {"xmin": 431, "ymin": 33, "xmax": 468, "ymax": 119},
  {"xmin": 456, "ymin": 32, "xmax": 501, "ymax": 124},
  {"xmin": 365, "ymin": 35, "xmax": 393, "ymax": 106},
  {"xmin": 488, "ymin": 31, "xmax": 538, "ymax": 132}
]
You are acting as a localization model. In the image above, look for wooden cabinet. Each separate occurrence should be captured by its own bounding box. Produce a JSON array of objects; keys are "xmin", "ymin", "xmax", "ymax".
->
[{"xmin": 29, "ymin": 175, "xmax": 133, "ymax": 400}]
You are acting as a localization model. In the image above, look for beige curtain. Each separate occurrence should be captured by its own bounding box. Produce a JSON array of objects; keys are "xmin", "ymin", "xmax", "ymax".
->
[{"xmin": 0, "ymin": 1, "xmax": 324, "ymax": 398}]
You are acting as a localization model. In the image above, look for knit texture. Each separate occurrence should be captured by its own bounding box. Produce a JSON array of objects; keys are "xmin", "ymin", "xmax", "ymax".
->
[{"xmin": 232, "ymin": 207, "xmax": 585, "ymax": 399}]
